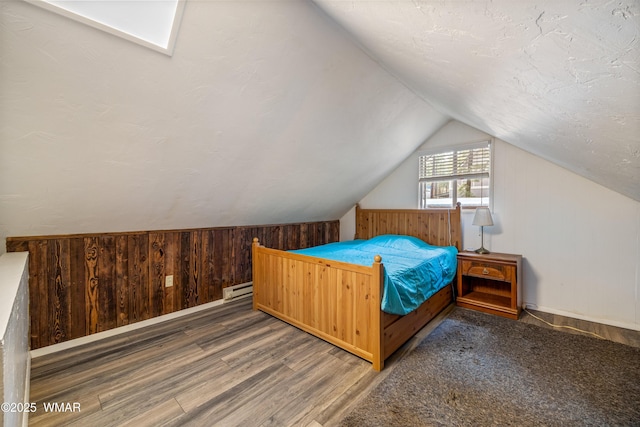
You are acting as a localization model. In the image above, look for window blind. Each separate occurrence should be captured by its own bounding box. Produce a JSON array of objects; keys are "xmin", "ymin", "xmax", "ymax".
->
[{"xmin": 419, "ymin": 143, "xmax": 490, "ymax": 183}]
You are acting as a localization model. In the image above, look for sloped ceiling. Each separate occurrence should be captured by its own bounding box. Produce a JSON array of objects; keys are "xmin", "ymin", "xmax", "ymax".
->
[
  {"xmin": 313, "ymin": 0, "xmax": 640, "ymax": 202},
  {"xmin": 1, "ymin": 0, "xmax": 638, "ymax": 252},
  {"xmin": 0, "ymin": 0, "xmax": 448, "ymax": 248}
]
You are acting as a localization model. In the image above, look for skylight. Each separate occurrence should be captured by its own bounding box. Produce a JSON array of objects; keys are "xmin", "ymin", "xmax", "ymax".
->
[{"xmin": 24, "ymin": 0, "xmax": 186, "ymax": 55}]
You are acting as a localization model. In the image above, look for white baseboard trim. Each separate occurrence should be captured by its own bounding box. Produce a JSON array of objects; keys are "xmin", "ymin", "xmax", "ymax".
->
[
  {"xmin": 30, "ymin": 296, "xmax": 251, "ymax": 359},
  {"xmin": 523, "ymin": 302, "xmax": 640, "ymax": 332}
]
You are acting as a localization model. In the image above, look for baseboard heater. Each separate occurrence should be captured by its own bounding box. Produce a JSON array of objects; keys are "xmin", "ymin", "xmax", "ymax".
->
[{"xmin": 223, "ymin": 282, "xmax": 253, "ymax": 301}]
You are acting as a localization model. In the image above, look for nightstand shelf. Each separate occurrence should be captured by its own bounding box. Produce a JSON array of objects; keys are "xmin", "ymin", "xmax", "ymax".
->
[
  {"xmin": 456, "ymin": 251, "xmax": 522, "ymax": 319},
  {"xmin": 458, "ymin": 291, "xmax": 511, "ymax": 307}
]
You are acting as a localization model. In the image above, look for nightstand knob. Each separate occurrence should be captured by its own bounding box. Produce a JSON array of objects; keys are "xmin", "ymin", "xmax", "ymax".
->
[{"xmin": 482, "ymin": 268, "xmax": 489, "ymax": 275}]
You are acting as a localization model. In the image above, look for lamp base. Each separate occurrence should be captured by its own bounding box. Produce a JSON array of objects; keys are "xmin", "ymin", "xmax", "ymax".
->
[{"xmin": 475, "ymin": 246, "xmax": 490, "ymax": 254}]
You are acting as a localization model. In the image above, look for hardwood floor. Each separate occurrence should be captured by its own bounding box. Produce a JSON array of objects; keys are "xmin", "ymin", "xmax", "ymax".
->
[
  {"xmin": 28, "ymin": 298, "xmax": 640, "ymax": 426},
  {"xmin": 28, "ymin": 297, "xmax": 414, "ymax": 427}
]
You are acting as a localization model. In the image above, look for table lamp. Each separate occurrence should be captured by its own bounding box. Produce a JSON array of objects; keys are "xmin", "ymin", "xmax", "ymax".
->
[{"xmin": 472, "ymin": 207, "xmax": 494, "ymax": 254}]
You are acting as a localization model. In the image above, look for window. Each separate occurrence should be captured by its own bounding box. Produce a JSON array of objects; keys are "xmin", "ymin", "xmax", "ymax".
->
[
  {"xmin": 418, "ymin": 141, "xmax": 491, "ymax": 208},
  {"xmin": 23, "ymin": 0, "xmax": 186, "ymax": 55}
]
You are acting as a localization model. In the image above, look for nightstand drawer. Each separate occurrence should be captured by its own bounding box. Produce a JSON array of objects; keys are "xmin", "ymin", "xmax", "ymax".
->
[{"xmin": 461, "ymin": 260, "xmax": 511, "ymax": 282}]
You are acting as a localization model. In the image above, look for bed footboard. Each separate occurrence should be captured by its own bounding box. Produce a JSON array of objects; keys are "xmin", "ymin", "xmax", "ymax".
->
[{"xmin": 252, "ymin": 238, "xmax": 385, "ymax": 370}]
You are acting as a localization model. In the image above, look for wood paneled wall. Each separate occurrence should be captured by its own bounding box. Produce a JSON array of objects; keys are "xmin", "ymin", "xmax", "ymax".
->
[{"xmin": 7, "ymin": 221, "xmax": 339, "ymax": 350}]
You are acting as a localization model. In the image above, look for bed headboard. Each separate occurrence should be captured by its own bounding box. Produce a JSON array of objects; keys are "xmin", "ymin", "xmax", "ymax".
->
[{"xmin": 355, "ymin": 203, "xmax": 462, "ymax": 250}]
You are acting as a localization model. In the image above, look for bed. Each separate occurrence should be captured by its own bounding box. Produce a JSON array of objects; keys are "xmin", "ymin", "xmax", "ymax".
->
[{"xmin": 251, "ymin": 204, "xmax": 462, "ymax": 371}]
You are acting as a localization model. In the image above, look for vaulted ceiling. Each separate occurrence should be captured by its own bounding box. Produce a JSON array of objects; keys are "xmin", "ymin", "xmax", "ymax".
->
[
  {"xmin": 313, "ymin": 0, "xmax": 640, "ymax": 202},
  {"xmin": 0, "ymin": 0, "xmax": 638, "ymax": 249},
  {"xmin": 0, "ymin": 0, "xmax": 447, "ymax": 244}
]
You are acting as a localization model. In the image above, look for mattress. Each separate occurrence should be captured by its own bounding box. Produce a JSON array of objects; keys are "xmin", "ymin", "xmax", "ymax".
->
[{"xmin": 290, "ymin": 234, "xmax": 458, "ymax": 315}]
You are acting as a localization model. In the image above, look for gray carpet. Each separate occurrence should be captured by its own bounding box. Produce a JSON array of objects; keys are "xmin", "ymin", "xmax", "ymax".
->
[{"xmin": 340, "ymin": 308, "xmax": 640, "ymax": 427}]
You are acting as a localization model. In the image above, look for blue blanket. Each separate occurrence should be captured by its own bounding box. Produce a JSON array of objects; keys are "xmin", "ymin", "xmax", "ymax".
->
[{"xmin": 290, "ymin": 235, "xmax": 458, "ymax": 315}]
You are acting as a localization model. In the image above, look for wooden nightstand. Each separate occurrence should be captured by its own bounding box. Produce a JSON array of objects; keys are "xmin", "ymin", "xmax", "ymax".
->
[{"xmin": 456, "ymin": 251, "xmax": 522, "ymax": 319}]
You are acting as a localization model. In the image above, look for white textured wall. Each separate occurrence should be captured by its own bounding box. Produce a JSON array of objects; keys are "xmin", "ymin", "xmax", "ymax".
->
[
  {"xmin": 0, "ymin": 0, "xmax": 448, "ymax": 253},
  {"xmin": 345, "ymin": 121, "xmax": 640, "ymax": 330},
  {"xmin": 492, "ymin": 137, "xmax": 640, "ymax": 330},
  {"xmin": 0, "ymin": 252, "xmax": 30, "ymax": 427}
]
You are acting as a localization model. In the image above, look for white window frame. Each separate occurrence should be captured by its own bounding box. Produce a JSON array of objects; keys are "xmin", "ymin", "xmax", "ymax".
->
[
  {"xmin": 22, "ymin": 0, "xmax": 187, "ymax": 56},
  {"xmin": 418, "ymin": 140, "xmax": 493, "ymax": 209}
]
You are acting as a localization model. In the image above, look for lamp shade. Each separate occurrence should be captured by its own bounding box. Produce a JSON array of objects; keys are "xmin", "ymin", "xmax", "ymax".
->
[{"xmin": 472, "ymin": 207, "xmax": 494, "ymax": 226}]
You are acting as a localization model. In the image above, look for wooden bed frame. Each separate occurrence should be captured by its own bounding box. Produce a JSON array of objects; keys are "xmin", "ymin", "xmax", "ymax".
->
[{"xmin": 251, "ymin": 204, "xmax": 462, "ymax": 371}]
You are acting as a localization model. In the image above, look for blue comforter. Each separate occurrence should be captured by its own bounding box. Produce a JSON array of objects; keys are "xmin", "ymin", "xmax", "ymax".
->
[{"xmin": 290, "ymin": 234, "xmax": 458, "ymax": 315}]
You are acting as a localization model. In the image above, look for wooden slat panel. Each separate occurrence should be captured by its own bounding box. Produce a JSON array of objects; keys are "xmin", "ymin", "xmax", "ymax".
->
[
  {"xmin": 85, "ymin": 237, "xmax": 99, "ymax": 335},
  {"xmin": 299, "ymin": 224, "xmax": 309, "ymax": 248},
  {"xmin": 354, "ymin": 272, "xmax": 373, "ymax": 354},
  {"xmin": 200, "ymin": 230, "xmax": 214, "ymax": 303},
  {"xmin": 49, "ymin": 239, "xmax": 71, "ymax": 344},
  {"xmin": 325, "ymin": 267, "xmax": 338, "ymax": 340},
  {"xmin": 210, "ymin": 230, "xmax": 224, "ymax": 302},
  {"xmin": 214, "ymin": 228, "xmax": 232, "ymax": 290},
  {"xmin": 308, "ymin": 223, "xmax": 318, "ymax": 247},
  {"xmin": 46, "ymin": 241, "xmax": 60, "ymax": 345},
  {"xmin": 128, "ymin": 234, "xmax": 149, "ymax": 323},
  {"xmin": 181, "ymin": 231, "xmax": 196, "ymax": 308},
  {"xmin": 115, "ymin": 235, "xmax": 129, "ymax": 327},
  {"xmin": 270, "ymin": 225, "xmax": 283, "ymax": 250},
  {"xmin": 195, "ymin": 230, "xmax": 208, "ymax": 305},
  {"xmin": 164, "ymin": 232, "xmax": 177, "ymax": 314},
  {"xmin": 149, "ymin": 233, "xmax": 165, "ymax": 319},
  {"xmin": 8, "ymin": 219, "xmax": 338, "ymax": 349},
  {"xmin": 47, "ymin": 241, "xmax": 59, "ymax": 344},
  {"xmin": 284, "ymin": 224, "xmax": 300, "ymax": 250},
  {"xmin": 70, "ymin": 238, "xmax": 87, "ymax": 340},
  {"xmin": 98, "ymin": 236, "xmax": 116, "ymax": 333},
  {"xmin": 286, "ymin": 257, "xmax": 301, "ymax": 320},
  {"xmin": 274, "ymin": 255, "xmax": 284, "ymax": 314},
  {"xmin": 301, "ymin": 261, "xmax": 314, "ymax": 328},
  {"xmin": 28, "ymin": 241, "xmax": 45, "ymax": 349},
  {"xmin": 6, "ymin": 239, "xmax": 28, "ymax": 252},
  {"xmin": 336, "ymin": 270, "xmax": 354, "ymax": 344},
  {"xmin": 234, "ymin": 227, "xmax": 252, "ymax": 285}
]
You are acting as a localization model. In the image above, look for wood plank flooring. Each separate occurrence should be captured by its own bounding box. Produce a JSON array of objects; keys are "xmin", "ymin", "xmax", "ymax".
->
[
  {"xmin": 29, "ymin": 299, "xmax": 640, "ymax": 427},
  {"xmin": 28, "ymin": 298, "xmax": 407, "ymax": 427}
]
